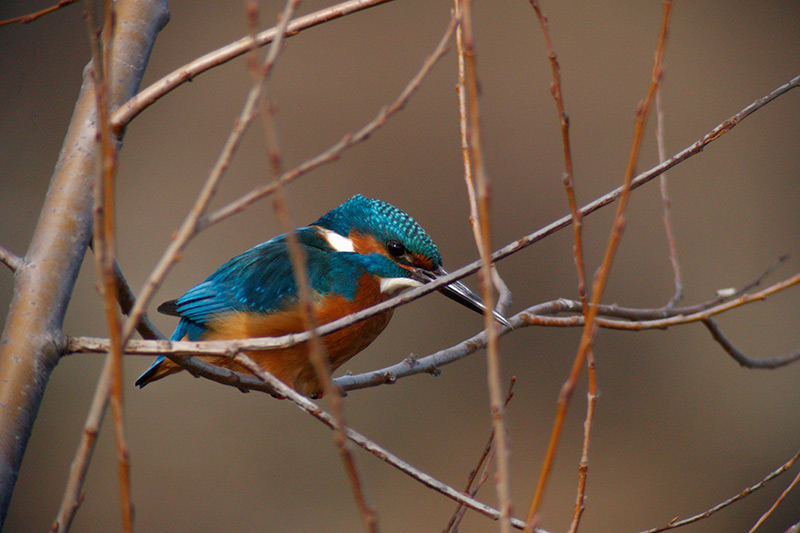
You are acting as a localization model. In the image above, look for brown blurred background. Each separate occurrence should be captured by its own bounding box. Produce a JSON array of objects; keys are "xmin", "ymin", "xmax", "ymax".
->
[{"xmin": 2, "ymin": 1, "xmax": 800, "ymax": 531}]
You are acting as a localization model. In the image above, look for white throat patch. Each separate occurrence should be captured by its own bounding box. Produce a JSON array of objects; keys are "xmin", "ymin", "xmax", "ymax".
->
[
  {"xmin": 317, "ymin": 227, "xmax": 355, "ymax": 252},
  {"xmin": 379, "ymin": 277, "xmax": 422, "ymax": 295}
]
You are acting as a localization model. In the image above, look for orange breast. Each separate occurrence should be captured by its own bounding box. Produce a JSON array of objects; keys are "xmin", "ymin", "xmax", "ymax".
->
[{"xmin": 153, "ymin": 273, "xmax": 393, "ymax": 397}]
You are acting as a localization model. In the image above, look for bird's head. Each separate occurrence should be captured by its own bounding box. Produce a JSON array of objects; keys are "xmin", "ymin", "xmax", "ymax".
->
[{"xmin": 313, "ymin": 195, "xmax": 511, "ymax": 327}]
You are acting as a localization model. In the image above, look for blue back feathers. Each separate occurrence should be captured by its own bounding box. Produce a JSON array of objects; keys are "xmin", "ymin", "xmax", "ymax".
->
[{"xmin": 165, "ymin": 195, "xmax": 440, "ymax": 341}]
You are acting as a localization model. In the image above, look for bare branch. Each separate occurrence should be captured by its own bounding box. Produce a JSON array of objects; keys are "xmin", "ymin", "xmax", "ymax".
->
[
  {"xmin": 655, "ymin": 89, "xmax": 683, "ymax": 307},
  {"xmin": 527, "ymin": 4, "xmax": 595, "ymax": 528},
  {"xmin": 227, "ymin": 353, "xmax": 546, "ymax": 532},
  {"xmin": 455, "ymin": 0, "xmax": 511, "ymax": 528},
  {"xmin": 0, "ymin": 0, "xmax": 169, "ymax": 526},
  {"xmin": 84, "ymin": 1, "xmax": 133, "ymax": 528},
  {"xmin": 702, "ymin": 318, "xmax": 800, "ymax": 369},
  {"xmin": 110, "ymin": 0, "xmax": 395, "ymax": 128},
  {"xmin": 0, "ymin": 0, "xmax": 79, "ymax": 27},
  {"xmin": 528, "ymin": 0, "xmax": 587, "ymax": 312},
  {"xmin": 0, "ymin": 245, "xmax": 22, "ymax": 272},
  {"xmin": 748, "ymin": 465, "xmax": 800, "ymax": 532},
  {"xmin": 526, "ymin": 3, "xmax": 673, "ymax": 526},
  {"xmin": 65, "ymin": 269, "xmax": 800, "ymax": 393},
  {"xmin": 640, "ymin": 448, "xmax": 800, "ymax": 533}
]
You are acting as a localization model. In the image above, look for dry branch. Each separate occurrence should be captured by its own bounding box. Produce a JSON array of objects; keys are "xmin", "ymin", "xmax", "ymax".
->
[
  {"xmin": 641, "ymin": 448, "xmax": 800, "ymax": 533},
  {"xmin": 0, "ymin": 1, "xmax": 169, "ymax": 526}
]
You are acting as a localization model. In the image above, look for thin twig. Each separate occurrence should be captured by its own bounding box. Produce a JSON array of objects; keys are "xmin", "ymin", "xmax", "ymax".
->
[
  {"xmin": 453, "ymin": 0, "xmax": 511, "ymax": 332},
  {"xmin": 527, "ymin": 4, "xmax": 595, "ymax": 528},
  {"xmin": 655, "ymin": 89, "xmax": 683, "ymax": 307},
  {"xmin": 0, "ymin": 245, "xmax": 22, "ymax": 272},
  {"xmin": 568, "ymin": 369, "xmax": 596, "ymax": 533},
  {"xmin": 748, "ymin": 465, "xmax": 800, "ymax": 533},
  {"xmin": 702, "ymin": 318, "xmax": 800, "ymax": 369},
  {"xmin": 84, "ymin": 2, "xmax": 133, "ymax": 530},
  {"xmin": 529, "ymin": 0, "xmax": 587, "ymax": 312},
  {"xmin": 526, "ymin": 4, "xmax": 673, "ymax": 528},
  {"xmin": 456, "ymin": 1, "xmax": 511, "ymax": 529},
  {"xmin": 249, "ymin": 1, "xmax": 378, "ymax": 528},
  {"xmin": 110, "ymin": 0, "xmax": 394, "ymax": 129},
  {"xmin": 0, "ymin": 0, "xmax": 79, "ymax": 27},
  {"xmin": 640, "ymin": 448, "xmax": 800, "ymax": 533},
  {"xmin": 445, "ymin": 378, "xmax": 516, "ymax": 533},
  {"xmin": 201, "ymin": 15, "xmax": 457, "ymax": 230},
  {"xmin": 229, "ymin": 352, "xmax": 545, "ymax": 531}
]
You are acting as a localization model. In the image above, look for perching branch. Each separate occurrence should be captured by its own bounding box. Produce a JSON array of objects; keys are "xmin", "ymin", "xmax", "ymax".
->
[{"xmin": 66, "ymin": 270, "xmax": 800, "ymax": 391}]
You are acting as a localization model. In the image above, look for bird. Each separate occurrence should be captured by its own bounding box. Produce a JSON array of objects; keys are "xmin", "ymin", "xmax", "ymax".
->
[{"xmin": 135, "ymin": 194, "xmax": 510, "ymax": 397}]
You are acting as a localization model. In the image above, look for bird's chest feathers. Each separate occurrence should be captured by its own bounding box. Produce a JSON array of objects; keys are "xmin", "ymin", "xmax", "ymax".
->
[{"xmin": 207, "ymin": 272, "xmax": 393, "ymax": 359}]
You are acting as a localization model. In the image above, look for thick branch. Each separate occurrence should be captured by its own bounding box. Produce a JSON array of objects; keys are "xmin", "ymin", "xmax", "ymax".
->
[{"xmin": 0, "ymin": 0, "xmax": 169, "ymax": 526}]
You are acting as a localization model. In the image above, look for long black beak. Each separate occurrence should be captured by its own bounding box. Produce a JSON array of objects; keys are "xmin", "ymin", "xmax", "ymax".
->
[{"xmin": 413, "ymin": 267, "xmax": 512, "ymax": 328}]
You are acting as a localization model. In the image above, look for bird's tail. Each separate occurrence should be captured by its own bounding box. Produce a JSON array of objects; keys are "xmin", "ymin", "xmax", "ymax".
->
[
  {"xmin": 135, "ymin": 320, "xmax": 189, "ymax": 388},
  {"xmin": 134, "ymin": 355, "xmax": 167, "ymax": 388}
]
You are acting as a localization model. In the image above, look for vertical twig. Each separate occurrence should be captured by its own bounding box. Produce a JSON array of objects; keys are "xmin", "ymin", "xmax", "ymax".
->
[
  {"xmin": 655, "ymin": 90, "xmax": 683, "ymax": 307},
  {"xmin": 0, "ymin": 0, "xmax": 160, "ymax": 526},
  {"xmin": 455, "ymin": 0, "xmax": 512, "ymax": 530},
  {"xmin": 528, "ymin": 0, "xmax": 587, "ymax": 312},
  {"xmin": 568, "ymin": 373, "xmax": 596, "ymax": 533},
  {"xmin": 53, "ymin": 262, "xmax": 165, "ymax": 532},
  {"xmin": 454, "ymin": 1, "xmax": 509, "ymax": 314},
  {"xmin": 525, "ymin": 2, "xmax": 673, "ymax": 529},
  {"xmin": 445, "ymin": 378, "xmax": 516, "ymax": 533},
  {"xmin": 247, "ymin": 1, "xmax": 377, "ymax": 530},
  {"xmin": 84, "ymin": 2, "xmax": 133, "ymax": 530},
  {"xmin": 527, "ymin": 5, "xmax": 596, "ymax": 529}
]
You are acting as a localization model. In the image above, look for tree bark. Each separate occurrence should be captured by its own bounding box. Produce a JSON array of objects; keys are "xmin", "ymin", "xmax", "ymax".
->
[{"xmin": 0, "ymin": 1, "xmax": 169, "ymax": 525}]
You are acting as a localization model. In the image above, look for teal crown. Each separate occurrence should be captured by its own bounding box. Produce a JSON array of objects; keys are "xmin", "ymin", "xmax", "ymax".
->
[{"xmin": 313, "ymin": 194, "xmax": 443, "ymax": 267}]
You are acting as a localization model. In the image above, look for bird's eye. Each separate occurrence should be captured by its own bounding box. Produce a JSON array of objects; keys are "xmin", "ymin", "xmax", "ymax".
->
[{"xmin": 386, "ymin": 239, "xmax": 406, "ymax": 258}]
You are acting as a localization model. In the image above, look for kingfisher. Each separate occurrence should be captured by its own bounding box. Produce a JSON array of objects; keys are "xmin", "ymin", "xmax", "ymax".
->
[{"xmin": 135, "ymin": 194, "xmax": 510, "ymax": 397}]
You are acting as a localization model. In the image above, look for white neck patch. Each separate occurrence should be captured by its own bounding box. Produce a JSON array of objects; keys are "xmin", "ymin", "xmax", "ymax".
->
[
  {"xmin": 379, "ymin": 277, "xmax": 422, "ymax": 295},
  {"xmin": 316, "ymin": 227, "xmax": 355, "ymax": 252}
]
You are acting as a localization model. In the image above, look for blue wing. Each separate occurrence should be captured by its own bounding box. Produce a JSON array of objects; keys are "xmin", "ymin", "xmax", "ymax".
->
[
  {"xmin": 135, "ymin": 226, "xmax": 403, "ymax": 388},
  {"xmin": 173, "ymin": 228, "xmax": 356, "ymax": 325}
]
